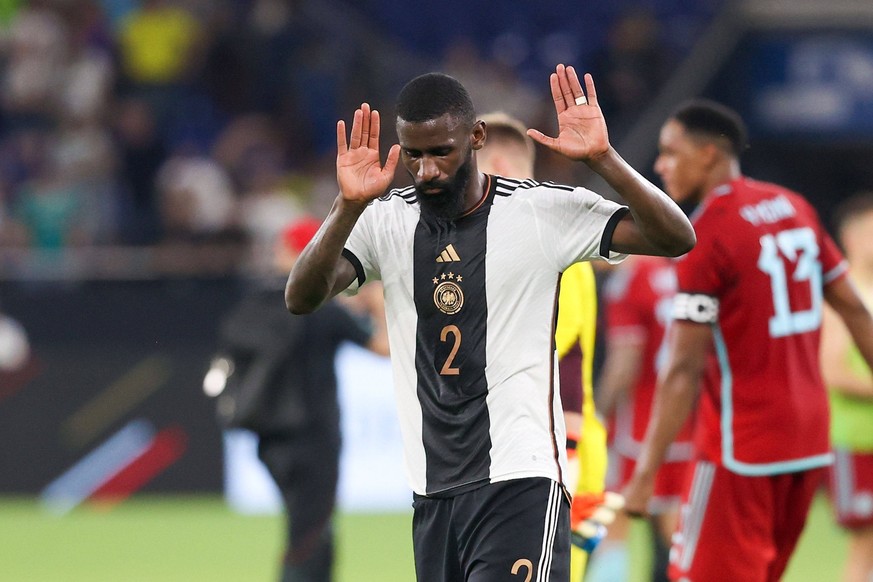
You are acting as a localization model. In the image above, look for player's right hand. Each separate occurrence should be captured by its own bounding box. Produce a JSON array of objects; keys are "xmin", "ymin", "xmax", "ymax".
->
[
  {"xmin": 621, "ymin": 471, "xmax": 654, "ymax": 519},
  {"xmin": 336, "ymin": 103, "xmax": 401, "ymax": 205},
  {"xmin": 527, "ymin": 65, "xmax": 610, "ymax": 162}
]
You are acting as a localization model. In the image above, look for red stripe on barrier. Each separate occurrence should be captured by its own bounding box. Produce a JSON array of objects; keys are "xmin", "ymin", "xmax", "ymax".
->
[{"xmin": 89, "ymin": 426, "xmax": 188, "ymax": 508}]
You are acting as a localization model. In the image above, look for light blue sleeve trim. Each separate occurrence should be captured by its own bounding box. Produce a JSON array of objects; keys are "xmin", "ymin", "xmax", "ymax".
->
[{"xmin": 714, "ymin": 325, "xmax": 834, "ymax": 476}]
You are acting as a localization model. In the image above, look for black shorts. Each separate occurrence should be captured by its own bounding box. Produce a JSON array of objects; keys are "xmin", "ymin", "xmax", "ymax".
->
[{"xmin": 412, "ymin": 477, "xmax": 570, "ymax": 581}]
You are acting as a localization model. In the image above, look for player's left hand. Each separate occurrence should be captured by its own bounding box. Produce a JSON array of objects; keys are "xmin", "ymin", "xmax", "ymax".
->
[
  {"xmin": 570, "ymin": 491, "xmax": 625, "ymax": 553},
  {"xmin": 527, "ymin": 64, "xmax": 610, "ymax": 162}
]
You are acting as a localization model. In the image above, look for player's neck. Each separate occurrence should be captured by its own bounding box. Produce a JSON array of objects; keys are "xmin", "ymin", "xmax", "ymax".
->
[
  {"xmin": 705, "ymin": 161, "xmax": 742, "ymax": 198},
  {"xmin": 462, "ymin": 171, "xmax": 489, "ymax": 213}
]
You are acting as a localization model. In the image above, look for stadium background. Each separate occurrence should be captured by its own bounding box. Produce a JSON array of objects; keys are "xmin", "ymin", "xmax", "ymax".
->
[{"xmin": 0, "ymin": 0, "xmax": 871, "ymax": 579}]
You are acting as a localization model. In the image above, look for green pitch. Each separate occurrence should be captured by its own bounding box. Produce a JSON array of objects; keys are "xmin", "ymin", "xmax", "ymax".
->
[{"xmin": 0, "ymin": 493, "xmax": 845, "ymax": 581}]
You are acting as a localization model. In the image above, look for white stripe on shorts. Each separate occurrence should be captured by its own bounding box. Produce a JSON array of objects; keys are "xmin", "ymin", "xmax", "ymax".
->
[
  {"xmin": 679, "ymin": 461, "xmax": 715, "ymax": 571},
  {"xmin": 834, "ymin": 449, "xmax": 855, "ymax": 517},
  {"xmin": 536, "ymin": 480, "xmax": 561, "ymax": 582}
]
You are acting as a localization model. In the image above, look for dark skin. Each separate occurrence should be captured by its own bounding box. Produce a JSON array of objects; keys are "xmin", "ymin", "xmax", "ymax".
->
[{"xmin": 286, "ymin": 64, "xmax": 696, "ymax": 314}]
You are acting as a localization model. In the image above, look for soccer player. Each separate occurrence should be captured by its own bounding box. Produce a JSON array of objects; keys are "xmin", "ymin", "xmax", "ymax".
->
[
  {"xmin": 595, "ymin": 252, "xmax": 693, "ymax": 582},
  {"xmin": 822, "ymin": 192, "xmax": 873, "ymax": 582},
  {"xmin": 285, "ymin": 64, "xmax": 695, "ymax": 580},
  {"xmin": 476, "ymin": 111, "xmax": 613, "ymax": 580},
  {"xmin": 623, "ymin": 99, "xmax": 873, "ymax": 581}
]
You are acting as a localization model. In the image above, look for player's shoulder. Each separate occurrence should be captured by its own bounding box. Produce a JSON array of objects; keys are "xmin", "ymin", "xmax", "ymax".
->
[
  {"xmin": 728, "ymin": 177, "xmax": 823, "ymax": 227},
  {"xmin": 697, "ymin": 177, "xmax": 800, "ymax": 222},
  {"xmin": 375, "ymin": 185, "xmax": 417, "ymax": 205},
  {"xmin": 493, "ymin": 175, "xmax": 575, "ymax": 198}
]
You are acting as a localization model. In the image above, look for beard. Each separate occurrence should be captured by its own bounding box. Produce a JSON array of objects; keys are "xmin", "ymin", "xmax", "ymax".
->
[{"xmin": 415, "ymin": 155, "xmax": 473, "ymax": 223}]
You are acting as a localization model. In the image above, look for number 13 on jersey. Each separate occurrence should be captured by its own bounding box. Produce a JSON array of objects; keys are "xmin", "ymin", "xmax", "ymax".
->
[{"xmin": 757, "ymin": 226, "xmax": 823, "ymax": 338}]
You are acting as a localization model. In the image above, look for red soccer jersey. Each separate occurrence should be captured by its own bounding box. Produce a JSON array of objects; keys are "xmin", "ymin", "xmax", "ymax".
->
[
  {"xmin": 605, "ymin": 256, "xmax": 694, "ymax": 462},
  {"xmin": 674, "ymin": 177, "xmax": 848, "ymax": 475}
]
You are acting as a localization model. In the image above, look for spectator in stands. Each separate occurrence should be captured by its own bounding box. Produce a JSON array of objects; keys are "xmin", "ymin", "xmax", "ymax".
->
[
  {"xmin": 588, "ymin": 8, "xmax": 676, "ymax": 139},
  {"xmin": 11, "ymin": 155, "xmax": 90, "ymax": 249},
  {"xmin": 152, "ymin": 143, "xmax": 248, "ymax": 272},
  {"xmin": 116, "ymin": 0, "xmax": 205, "ymax": 124},
  {"xmin": 1, "ymin": 1, "xmax": 68, "ymax": 131},
  {"xmin": 113, "ymin": 97, "xmax": 166, "ymax": 245}
]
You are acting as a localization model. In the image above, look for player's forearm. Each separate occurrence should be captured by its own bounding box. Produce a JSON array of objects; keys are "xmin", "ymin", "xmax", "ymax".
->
[
  {"xmin": 586, "ymin": 148, "xmax": 695, "ymax": 256},
  {"xmin": 633, "ymin": 368, "xmax": 699, "ymax": 478},
  {"xmin": 285, "ymin": 196, "xmax": 366, "ymax": 314},
  {"xmin": 594, "ymin": 343, "xmax": 643, "ymax": 417},
  {"xmin": 826, "ymin": 279, "xmax": 873, "ymax": 386},
  {"xmin": 828, "ymin": 375, "xmax": 873, "ymax": 399},
  {"xmin": 822, "ymin": 339, "xmax": 873, "ymax": 398},
  {"xmin": 843, "ymin": 313, "xmax": 873, "ymax": 383}
]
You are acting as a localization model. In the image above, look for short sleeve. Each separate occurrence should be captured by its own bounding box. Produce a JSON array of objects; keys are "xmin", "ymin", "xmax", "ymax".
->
[
  {"xmin": 342, "ymin": 203, "xmax": 381, "ymax": 295},
  {"xmin": 816, "ymin": 217, "xmax": 848, "ymax": 286},
  {"xmin": 535, "ymin": 185, "xmax": 629, "ymax": 270},
  {"xmin": 675, "ymin": 208, "xmax": 727, "ymax": 297},
  {"xmin": 672, "ymin": 208, "xmax": 726, "ymax": 324}
]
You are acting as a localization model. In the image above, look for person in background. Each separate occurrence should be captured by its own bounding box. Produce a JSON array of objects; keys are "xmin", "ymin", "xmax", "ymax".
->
[
  {"xmin": 476, "ymin": 110, "xmax": 621, "ymax": 581},
  {"xmin": 822, "ymin": 192, "xmax": 873, "ymax": 582},
  {"xmin": 285, "ymin": 64, "xmax": 694, "ymax": 581},
  {"xmin": 209, "ymin": 217, "xmax": 388, "ymax": 582},
  {"xmin": 594, "ymin": 252, "xmax": 693, "ymax": 582},
  {"xmin": 623, "ymin": 99, "xmax": 873, "ymax": 581}
]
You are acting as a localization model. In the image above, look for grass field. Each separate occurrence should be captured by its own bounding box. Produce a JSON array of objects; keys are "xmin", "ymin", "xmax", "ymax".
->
[{"xmin": 0, "ymin": 493, "xmax": 846, "ymax": 581}]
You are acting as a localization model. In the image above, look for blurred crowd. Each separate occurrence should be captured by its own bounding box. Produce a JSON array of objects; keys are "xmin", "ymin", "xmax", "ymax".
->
[{"xmin": 0, "ymin": 0, "xmax": 687, "ymax": 275}]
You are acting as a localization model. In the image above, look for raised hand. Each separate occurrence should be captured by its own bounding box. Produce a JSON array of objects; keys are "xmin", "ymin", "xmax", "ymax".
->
[
  {"xmin": 527, "ymin": 65, "xmax": 610, "ymax": 161},
  {"xmin": 336, "ymin": 103, "xmax": 401, "ymax": 205}
]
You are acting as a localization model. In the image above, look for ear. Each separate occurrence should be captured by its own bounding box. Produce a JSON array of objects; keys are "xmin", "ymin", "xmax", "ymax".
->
[
  {"xmin": 471, "ymin": 120, "xmax": 486, "ymax": 151},
  {"xmin": 700, "ymin": 142, "xmax": 722, "ymax": 168}
]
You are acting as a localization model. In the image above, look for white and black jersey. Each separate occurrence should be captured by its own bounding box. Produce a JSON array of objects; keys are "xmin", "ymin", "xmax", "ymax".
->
[{"xmin": 343, "ymin": 175, "xmax": 627, "ymax": 497}]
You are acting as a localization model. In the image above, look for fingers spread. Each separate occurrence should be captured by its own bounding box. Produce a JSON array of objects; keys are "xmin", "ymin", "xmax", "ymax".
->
[
  {"xmin": 383, "ymin": 143, "xmax": 401, "ymax": 177},
  {"xmin": 360, "ymin": 102, "xmax": 371, "ymax": 147},
  {"xmin": 549, "ymin": 73, "xmax": 566, "ymax": 114},
  {"xmin": 350, "ymin": 106, "xmax": 364, "ymax": 149},
  {"xmin": 555, "ymin": 64, "xmax": 575, "ymax": 109},
  {"xmin": 369, "ymin": 109, "xmax": 381, "ymax": 150},
  {"xmin": 566, "ymin": 65, "xmax": 586, "ymax": 104},
  {"xmin": 526, "ymin": 128, "xmax": 556, "ymax": 149},
  {"xmin": 336, "ymin": 120, "xmax": 347, "ymax": 153},
  {"xmin": 584, "ymin": 73, "xmax": 598, "ymax": 107}
]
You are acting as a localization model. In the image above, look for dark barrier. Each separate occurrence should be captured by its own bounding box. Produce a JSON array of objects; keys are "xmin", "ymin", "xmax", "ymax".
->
[{"xmin": 0, "ymin": 278, "xmax": 246, "ymax": 496}]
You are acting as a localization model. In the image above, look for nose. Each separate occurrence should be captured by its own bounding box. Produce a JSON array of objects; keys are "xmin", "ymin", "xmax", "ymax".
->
[
  {"xmin": 653, "ymin": 154, "xmax": 667, "ymax": 178},
  {"xmin": 417, "ymin": 155, "xmax": 440, "ymax": 182}
]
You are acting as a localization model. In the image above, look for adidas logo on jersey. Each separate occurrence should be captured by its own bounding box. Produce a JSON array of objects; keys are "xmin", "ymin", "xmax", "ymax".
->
[{"xmin": 436, "ymin": 244, "xmax": 461, "ymax": 263}]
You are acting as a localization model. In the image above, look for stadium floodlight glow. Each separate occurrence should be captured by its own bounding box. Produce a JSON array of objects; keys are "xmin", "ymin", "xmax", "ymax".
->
[{"xmin": 203, "ymin": 357, "xmax": 233, "ymax": 397}]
